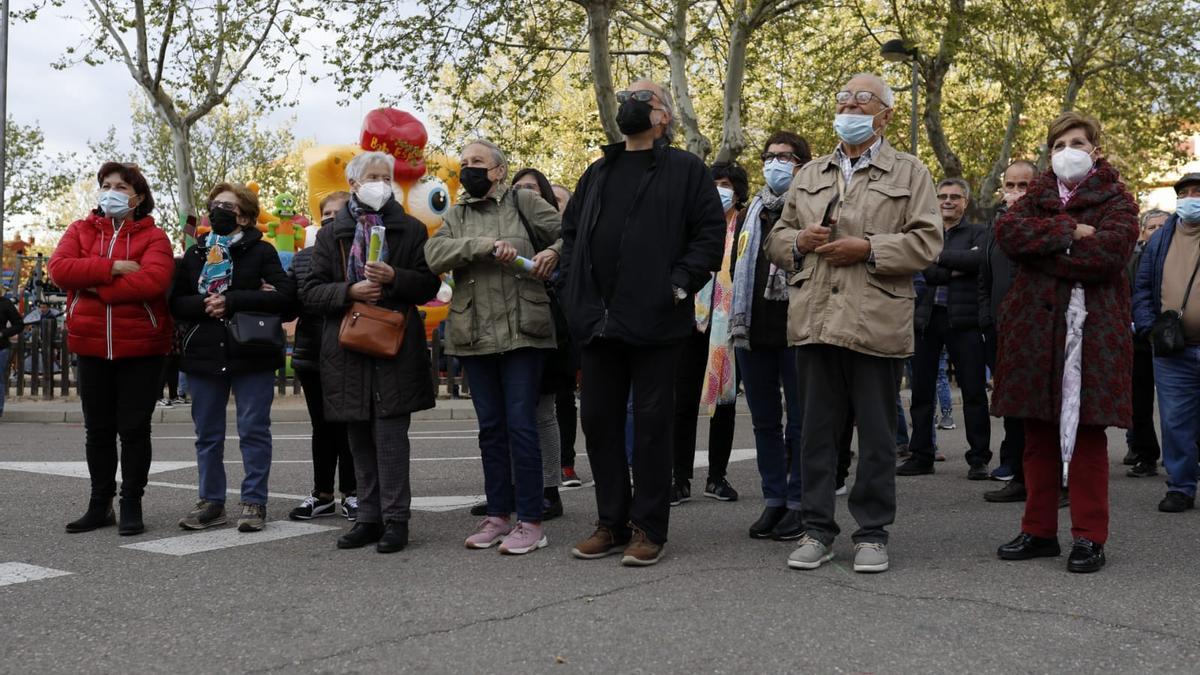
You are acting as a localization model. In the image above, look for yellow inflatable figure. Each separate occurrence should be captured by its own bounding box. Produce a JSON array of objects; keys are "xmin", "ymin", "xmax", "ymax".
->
[{"xmin": 303, "ymin": 145, "xmax": 361, "ymax": 223}]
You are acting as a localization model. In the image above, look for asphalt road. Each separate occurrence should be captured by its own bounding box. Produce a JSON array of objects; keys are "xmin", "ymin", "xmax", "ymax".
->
[{"xmin": 2, "ymin": 409, "xmax": 1198, "ymax": 673}]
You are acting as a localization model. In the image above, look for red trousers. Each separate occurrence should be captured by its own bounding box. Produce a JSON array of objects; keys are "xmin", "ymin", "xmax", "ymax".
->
[{"xmin": 1021, "ymin": 419, "xmax": 1109, "ymax": 544}]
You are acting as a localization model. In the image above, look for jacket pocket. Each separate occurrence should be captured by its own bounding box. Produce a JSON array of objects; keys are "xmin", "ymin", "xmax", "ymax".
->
[
  {"xmin": 447, "ymin": 294, "xmax": 477, "ymax": 347},
  {"xmin": 516, "ymin": 282, "xmax": 553, "ymax": 339},
  {"xmin": 859, "ymin": 273, "xmax": 916, "ymax": 354},
  {"xmin": 142, "ymin": 302, "xmax": 159, "ymax": 329}
]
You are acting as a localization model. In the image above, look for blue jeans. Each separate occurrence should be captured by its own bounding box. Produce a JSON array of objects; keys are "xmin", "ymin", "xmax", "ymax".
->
[
  {"xmin": 189, "ymin": 370, "xmax": 275, "ymax": 505},
  {"xmin": 936, "ymin": 348, "xmax": 952, "ymax": 414},
  {"xmin": 461, "ymin": 349, "xmax": 546, "ymax": 522},
  {"xmin": 1154, "ymin": 347, "xmax": 1200, "ymax": 497},
  {"xmin": 737, "ymin": 347, "xmax": 803, "ymax": 509}
]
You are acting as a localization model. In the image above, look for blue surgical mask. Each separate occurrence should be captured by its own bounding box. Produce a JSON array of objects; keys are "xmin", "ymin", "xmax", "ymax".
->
[
  {"xmin": 1177, "ymin": 197, "xmax": 1200, "ymax": 224},
  {"xmin": 717, "ymin": 186, "xmax": 736, "ymax": 212},
  {"xmin": 833, "ymin": 113, "xmax": 880, "ymax": 146},
  {"xmin": 98, "ymin": 190, "xmax": 132, "ymax": 219},
  {"xmin": 763, "ymin": 160, "xmax": 795, "ymax": 196}
]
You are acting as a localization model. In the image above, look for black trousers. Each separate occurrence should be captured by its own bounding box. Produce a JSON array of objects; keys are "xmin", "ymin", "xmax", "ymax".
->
[
  {"xmin": 673, "ymin": 329, "xmax": 735, "ymax": 482},
  {"xmin": 1129, "ymin": 336, "xmax": 1160, "ymax": 464},
  {"xmin": 910, "ymin": 308, "xmax": 992, "ymax": 466},
  {"xmin": 78, "ymin": 355, "xmax": 164, "ymax": 500},
  {"xmin": 797, "ymin": 345, "xmax": 901, "ymax": 544},
  {"xmin": 985, "ymin": 326, "xmax": 1026, "ymax": 481},
  {"xmin": 556, "ymin": 388, "xmax": 578, "ymax": 467},
  {"xmin": 159, "ymin": 354, "xmax": 180, "ymax": 400},
  {"xmin": 580, "ymin": 338, "xmax": 681, "ymax": 545},
  {"xmin": 296, "ymin": 368, "xmax": 355, "ymax": 496}
]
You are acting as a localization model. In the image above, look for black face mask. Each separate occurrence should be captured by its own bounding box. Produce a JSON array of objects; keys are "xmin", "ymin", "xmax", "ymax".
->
[
  {"xmin": 320, "ymin": 217, "xmax": 335, "ymax": 227},
  {"xmin": 209, "ymin": 206, "xmax": 239, "ymax": 236},
  {"xmin": 616, "ymin": 98, "xmax": 654, "ymax": 135},
  {"xmin": 460, "ymin": 166, "xmax": 494, "ymax": 199}
]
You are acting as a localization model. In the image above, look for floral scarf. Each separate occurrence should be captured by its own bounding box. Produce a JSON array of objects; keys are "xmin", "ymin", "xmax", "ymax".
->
[
  {"xmin": 197, "ymin": 231, "xmax": 236, "ymax": 295},
  {"xmin": 346, "ymin": 197, "xmax": 388, "ymax": 283},
  {"xmin": 729, "ymin": 186, "xmax": 788, "ymax": 349},
  {"xmin": 699, "ymin": 210, "xmax": 739, "ymax": 410}
]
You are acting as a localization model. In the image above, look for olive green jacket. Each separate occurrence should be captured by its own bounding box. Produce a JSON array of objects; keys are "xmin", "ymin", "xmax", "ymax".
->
[{"xmin": 425, "ymin": 185, "xmax": 563, "ymax": 356}]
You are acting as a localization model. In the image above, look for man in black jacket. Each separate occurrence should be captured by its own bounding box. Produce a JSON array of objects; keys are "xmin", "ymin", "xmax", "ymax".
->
[
  {"xmin": 560, "ymin": 79, "xmax": 725, "ymax": 567},
  {"xmin": 979, "ymin": 160, "xmax": 1035, "ymax": 501},
  {"xmin": 897, "ymin": 177, "xmax": 992, "ymax": 478},
  {"xmin": 0, "ymin": 290, "xmax": 22, "ymax": 417}
]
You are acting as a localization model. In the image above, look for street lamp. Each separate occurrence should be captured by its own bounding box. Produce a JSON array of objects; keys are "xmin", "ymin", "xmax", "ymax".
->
[{"xmin": 880, "ymin": 39, "xmax": 919, "ymax": 156}]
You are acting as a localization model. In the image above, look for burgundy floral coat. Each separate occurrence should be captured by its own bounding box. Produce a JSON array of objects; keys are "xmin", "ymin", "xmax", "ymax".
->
[{"xmin": 992, "ymin": 159, "xmax": 1138, "ymax": 428}]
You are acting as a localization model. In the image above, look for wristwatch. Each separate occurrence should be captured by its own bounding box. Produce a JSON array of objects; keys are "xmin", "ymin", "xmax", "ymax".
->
[{"xmin": 672, "ymin": 286, "xmax": 688, "ymax": 304}]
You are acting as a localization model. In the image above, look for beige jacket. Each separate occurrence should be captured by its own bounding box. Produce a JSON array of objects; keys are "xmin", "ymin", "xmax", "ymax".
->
[
  {"xmin": 424, "ymin": 185, "xmax": 562, "ymax": 356},
  {"xmin": 764, "ymin": 140, "xmax": 942, "ymax": 358}
]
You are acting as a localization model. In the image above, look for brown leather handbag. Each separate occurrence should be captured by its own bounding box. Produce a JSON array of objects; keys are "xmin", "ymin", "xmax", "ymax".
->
[{"xmin": 337, "ymin": 241, "xmax": 406, "ymax": 358}]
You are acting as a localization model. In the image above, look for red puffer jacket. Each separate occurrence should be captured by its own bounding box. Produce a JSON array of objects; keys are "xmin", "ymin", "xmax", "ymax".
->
[{"xmin": 49, "ymin": 211, "xmax": 175, "ymax": 360}]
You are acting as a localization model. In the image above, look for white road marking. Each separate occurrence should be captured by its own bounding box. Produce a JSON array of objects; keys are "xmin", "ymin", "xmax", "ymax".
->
[
  {"xmin": 151, "ymin": 434, "xmax": 481, "ymax": 441},
  {"xmin": 0, "ymin": 562, "xmax": 72, "ymax": 587},
  {"xmin": 120, "ymin": 521, "xmax": 339, "ymax": 556},
  {"xmin": 0, "ymin": 461, "xmax": 196, "ymax": 479}
]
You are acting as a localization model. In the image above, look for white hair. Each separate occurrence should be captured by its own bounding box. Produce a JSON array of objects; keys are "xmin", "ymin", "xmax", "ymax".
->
[
  {"xmin": 464, "ymin": 138, "xmax": 509, "ymax": 182},
  {"xmin": 849, "ymin": 72, "xmax": 895, "ymax": 108},
  {"xmin": 345, "ymin": 151, "xmax": 395, "ymax": 184}
]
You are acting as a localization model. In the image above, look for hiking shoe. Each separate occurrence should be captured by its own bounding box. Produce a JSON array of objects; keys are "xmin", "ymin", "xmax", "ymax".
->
[
  {"xmin": 1158, "ymin": 491, "xmax": 1195, "ymax": 513},
  {"xmin": 620, "ymin": 526, "xmax": 663, "ymax": 567},
  {"xmin": 1127, "ymin": 461, "xmax": 1158, "ymax": 478},
  {"xmin": 968, "ymin": 464, "xmax": 990, "ymax": 481},
  {"xmin": 984, "ymin": 481, "xmax": 1027, "ymax": 503},
  {"xmin": 465, "ymin": 516, "xmax": 512, "ymax": 549},
  {"xmin": 787, "ymin": 535, "xmax": 833, "ymax": 570},
  {"xmin": 341, "ymin": 495, "xmax": 358, "ymax": 521},
  {"xmin": 561, "ymin": 466, "xmax": 582, "ymax": 488},
  {"xmin": 237, "ymin": 503, "xmax": 266, "ymax": 532},
  {"xmin": 670, "ymin": 479, "xmax": 690, "ymax": 506},
  {"xmin": 703, "ymin": 477, "xmax": 739, "ymax": 502},
  {"xmin": 66, "ymin": 498, "xmax": 115, "ymax": 533},
  {"xmin": 178, "ymin": 500, "xmax": 226, "ymax": 530},
  {"xmin": 289, "ymin": 493, "xmax": 337, "ymax": 520},
  {"xmin": 572, "ymin": 524, "xmax": 631, "ymax": 559},
  {"xmin": 499, "ymin": 521, "xmax": 547, "ymax": 555},
  {"xmin": 853, "ymin": 542, "xmax": 889, "ymax": 573},
  {"xmin": 937, "ymin": 412, "xmax": 956, "ymax": 430},
  {"xmin": 896, "ymin": 458, "xmax": 935, "ymax": 476}
]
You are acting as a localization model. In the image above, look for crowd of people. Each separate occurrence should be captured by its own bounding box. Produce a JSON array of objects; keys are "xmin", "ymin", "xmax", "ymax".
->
[{"xmin": 47, "ymin": 71, "xmax": 1200, "ymax": 575}]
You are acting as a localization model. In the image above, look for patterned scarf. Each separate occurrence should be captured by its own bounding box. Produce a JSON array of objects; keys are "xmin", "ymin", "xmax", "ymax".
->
[
  {"xmin": 346, "ymin": 198, "xmax": 388, "ymax": 283},
  {"xmin": 699, "ymin": 210, "xmax": 739, "ymax": 410},
  {"xmin": 729, "ymin": 187, "xmax": 788, "ymax": 349},
  {"xmin": 197, "ymin": 231, "xmax": 235, "ymax": 295}
]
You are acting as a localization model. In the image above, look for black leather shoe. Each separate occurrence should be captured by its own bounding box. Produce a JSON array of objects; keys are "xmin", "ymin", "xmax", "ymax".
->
[
  {"xmin": 542, "ymin": 497, "xmax": 564, "ymax": 521},
  {"xmin": 1158, "ymin": 491, "xmax": 1195, "ymax": 513},
  {"xmin": 1121, "ymin": 449, "xmax": 1138, "ymax": 465},
  {"xmin": 376, "ymin": 521, "xmax": 409, "ymax": 553},
  {"xmin": 967, "ymin": 464, "xmax": 989, "ymax": 481},
  {"xmin": 469, "ymin": 501, "xmax": 488, "ymax": 516},
  {"xmin": 118, "ymin": 498, "xmax": 145, "ymax": 536},
  {"xmin": 749, "ymin": 506, "xmax": 786, "ymax": 539},
  {"xmin": 997, "ymin": 532, "xmax": 1061, "ymax": 560},
  {"xmin": 337, "ymin": 522, "xmax": 384, "ymax": 549},
  {"xmin": 770, "ymin": 508, "xmax": 806, "ymax": 541},
  {"xmin": 1067, "ymin": 538, "xmax": 1105, "ymax": 573},
  {"xmin": 66, "ymin": 498, "xmax": 116, "ymax": 533},
  {"xmin": 1126, "ymin": 461, "xmax": 1158, "ymax": 478},
  {"xmin": 896, "ymin": 458, "xmax": 935, "ymax": 476},
  {"xmin": 984, "ymin": 481, "xmax": 1027, "ymax": 503}
]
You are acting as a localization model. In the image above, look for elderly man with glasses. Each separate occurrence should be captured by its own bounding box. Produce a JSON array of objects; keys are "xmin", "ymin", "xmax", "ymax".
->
[
  {"xmin": 764, "ymin": 72, "xmax": 941, "ymax": 573},
  {"xmin": 897, "ymin": 177, "xmax": 992, "ymax": 480}
]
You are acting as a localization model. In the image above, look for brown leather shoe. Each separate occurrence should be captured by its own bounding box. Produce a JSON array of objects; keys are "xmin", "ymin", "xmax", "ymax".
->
[
  {"xmin": 571, "ymin": 524, "xmax": 631, "ymax": 559},
  {"xmin": 620, "ymin": 526, "xmax": 663, "ymax": 567}
]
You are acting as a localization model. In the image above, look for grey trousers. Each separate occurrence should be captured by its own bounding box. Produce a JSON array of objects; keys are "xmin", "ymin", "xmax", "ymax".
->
[
  {"xmin": 796, "ymin": 345, "xmax": 901, "ymax": 545},
  {"xmin": 537, "ymin": 394, "xmax": 562, "ymax": 489},
  {"xmin": 347, "ymin": 414, "xmax": 412, "ymax": 524}
]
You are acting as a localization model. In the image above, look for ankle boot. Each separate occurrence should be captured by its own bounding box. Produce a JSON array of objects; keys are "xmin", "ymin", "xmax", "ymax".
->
[
  {"xmin": 66, "ymin": 498, "xmax": 116, "ymax": 533},
  {"xmin": 337, "ymin": 522, "xmax": 384, "ymax": 549},
  {"xmin": 376, "ymin": 520, "xmax": 409, "ymax": 553},
  {"xmin": 118, "ymin": 498, "xmax": 145, "ymax": 536}
]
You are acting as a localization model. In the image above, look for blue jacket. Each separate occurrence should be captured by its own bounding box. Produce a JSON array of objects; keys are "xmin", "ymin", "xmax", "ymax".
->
[{"xmin": 1133, "ymin": 213, "xmax": 1180, "ymax": 333}]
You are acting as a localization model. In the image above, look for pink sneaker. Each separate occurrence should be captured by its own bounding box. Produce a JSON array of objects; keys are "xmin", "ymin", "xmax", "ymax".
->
[
  {"xmin": 465, "ymin": 516, "xmax": 512, "ymax": 549},
  {"xmin": 499, "ymin": 521, "xmax": 547, "ymax": 555}
]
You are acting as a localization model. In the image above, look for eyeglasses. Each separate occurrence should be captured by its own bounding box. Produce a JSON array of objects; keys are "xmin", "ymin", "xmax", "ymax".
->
[
  {"xmin": 616, "ymin": 90, "xmax": 656, "ymax": 104},
  {"xmin": 936, "ymin": 194, "xmax": 965, "ymax": 202},
  {"xmin": 209, "ymin": 200, "xmax": 240, "ymax": 214},
  {"xmin": 761, "ymin": 152, "xmax": 801, "ymax": 164},
  {"xmin": 835, "ymin": 90, "xmax": 887, "ymax": 106}
]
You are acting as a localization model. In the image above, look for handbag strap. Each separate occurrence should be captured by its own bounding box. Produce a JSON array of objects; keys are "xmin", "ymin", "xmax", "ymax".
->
[
  {"xmin": 511, "ymin": 190, "xmax": 546, "ymax": 254},
  {"xmin": 1179, "ymin": 245, "xmax": 1200, "ymax": 313}
]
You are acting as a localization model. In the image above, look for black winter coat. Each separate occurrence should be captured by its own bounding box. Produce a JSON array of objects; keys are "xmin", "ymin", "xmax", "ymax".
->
[
  {"xmin": 289, "ymin": 247, "xmax": 322, "ymax": 371},
  {"xmin": 914, "ymin": 220, "xmax": 988, "ymax": 331},
  {"xmin": 170, "ymin": 226, "xmax": 295, "ymax": 375},
  {"xmin": 978, "ymin": 228, "xmax": 1016, "ymax": 330},
  {"xmin": 303, "ymin": 198, "xmax": 440, "ymax": 422},
  {"xmin": 559, "ymin": 141, "xmax": 725, "ymax": 346}
]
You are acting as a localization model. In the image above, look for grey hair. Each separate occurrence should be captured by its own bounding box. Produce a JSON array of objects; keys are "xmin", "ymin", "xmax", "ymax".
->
[
  {"xmin": 937, "ymin": 177, "xmax": 971, "ymax": 195},
  {"xmin": 1140, "ymin": 208, "xmax": 1170, "ymax": 229},
  {"xmin": 345, "ymin": 151, "xmax": 395, "ymax": 184},
  {"xmin": 464, "ymin": 138, "xmax": 509, "ymax": 182},
  {"xmin": 849, "ymin": 72, "xmax": 895, "ymax": 108}
]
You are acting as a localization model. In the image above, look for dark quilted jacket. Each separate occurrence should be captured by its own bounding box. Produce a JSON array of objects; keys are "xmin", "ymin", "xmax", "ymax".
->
[{"xmin": 991, "ymin": 159, "xmax": 1138, "ymax": 428}]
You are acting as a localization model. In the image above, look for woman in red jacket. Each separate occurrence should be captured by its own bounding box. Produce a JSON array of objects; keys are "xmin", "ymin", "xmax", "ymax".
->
[{"xmin": 49, "ymin": 162, "xmax": 175, "ymax": 536}]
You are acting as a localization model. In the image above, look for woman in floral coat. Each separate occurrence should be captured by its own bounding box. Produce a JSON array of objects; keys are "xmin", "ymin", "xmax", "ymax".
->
[{"xmin": 991, "ymin": 112, "xmax": 1138, "ymax": 574}]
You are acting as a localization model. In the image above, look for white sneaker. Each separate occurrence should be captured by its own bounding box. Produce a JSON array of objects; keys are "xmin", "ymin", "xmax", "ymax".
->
[
  {"xmin": 853, "ymin": 542, "xmax": 889, "ymax": 573},
  {"xmin": 787, "ymin": 535, "xmax": 834, "ymax": 570}
]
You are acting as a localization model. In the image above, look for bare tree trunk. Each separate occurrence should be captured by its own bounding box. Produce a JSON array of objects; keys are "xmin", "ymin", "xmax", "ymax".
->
[
  {"xmin": 715, "ymin": 14, "xmax": 751, "ymax": 163},
  {"xmin": 921, "ymin": 0, "xmax": 966, "ymax": 179},
  {"xmin": 579, "ymin": 0, "xmax": 622, "ymax": 144},
  {"xmin": 666, "ymin": 0, "xmax": 711, "ymax": 159}
]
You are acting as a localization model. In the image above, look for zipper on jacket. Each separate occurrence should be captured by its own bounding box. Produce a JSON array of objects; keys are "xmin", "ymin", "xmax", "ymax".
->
[
  {"xmin": 182, "ymin": 325, "xmax": 199, "ymax": 352},
  {"xmin": 67, "ymin": 295, "xmax": 81, "ymax": 318},
  {"xmin": 143, "ymin": 302, "xmax": 158, "ymax": 329},
  {"xmin": 103, "ymin": 220, "xmax": 123, "ymax": 360}
]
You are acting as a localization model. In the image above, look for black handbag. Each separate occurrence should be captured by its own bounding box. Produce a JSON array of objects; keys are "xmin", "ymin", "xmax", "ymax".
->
[
  {"xmin": 1150, "ymin": 254, "xmax": 1200, "ymax": 357},
  {"xmin": 226, "ymin": 311, "xmax": 285, "ymax": 356}
]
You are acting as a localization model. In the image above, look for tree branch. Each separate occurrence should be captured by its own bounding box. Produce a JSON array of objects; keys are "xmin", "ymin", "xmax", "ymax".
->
[
  {"xmin": 152, "ymin": 0, "xmax": 178, "ymax": 93},
  {"xmin": 187, "ymin": 0, "xmax": 284, "ymax": 125}
]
